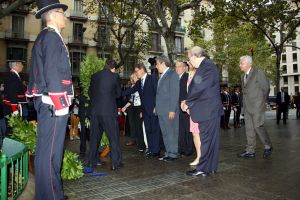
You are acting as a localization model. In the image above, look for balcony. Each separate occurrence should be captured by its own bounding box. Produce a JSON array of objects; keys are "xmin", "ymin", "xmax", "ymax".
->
[
  {"xmin": 5, "ymin": 31, "xmax": 29, "ymax": 42},
  {"xmin": 175, "ymin": 25, "xmax": 186, "ymax": 34},
  {"xmin": 67, "ymin": 37, "xmax": 89, "ymax": 47},
  {"xmin": 69, "ymin": 10, "xmax": 88, "ymax": 21}
]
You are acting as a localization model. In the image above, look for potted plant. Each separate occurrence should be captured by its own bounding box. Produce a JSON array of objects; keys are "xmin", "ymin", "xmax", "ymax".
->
[{"xmin": 7, "ymin": 116, "xmax": 83, "ymax": 179}]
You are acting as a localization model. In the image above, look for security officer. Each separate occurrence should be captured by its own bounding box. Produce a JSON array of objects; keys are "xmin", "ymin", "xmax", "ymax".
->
[
  {"xmin": 3, "ymin": 60, "xmax": 26, "ymax": 135},
  {"xmin": 26, "ymin": 0, "xmax": 72, "ymax": 199}
]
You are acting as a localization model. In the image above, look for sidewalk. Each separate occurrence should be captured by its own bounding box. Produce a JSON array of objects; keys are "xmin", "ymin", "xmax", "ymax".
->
[{"xmin": 20, "ymin": 110, "xmax": 300, "ymax": 199}]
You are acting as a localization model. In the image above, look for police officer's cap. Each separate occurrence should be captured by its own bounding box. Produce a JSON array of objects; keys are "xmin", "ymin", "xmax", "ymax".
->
[
  {"xmin": 7, "ymin": 60, "xmax": 24, "ymax": 64},
  {"xmin": 35, "ymin": 0, "xmax": 68, "ymax": 19}
]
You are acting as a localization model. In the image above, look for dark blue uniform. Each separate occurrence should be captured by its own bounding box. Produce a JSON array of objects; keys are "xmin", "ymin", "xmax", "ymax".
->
[{"xmin": 27, "ymin": 27, "xmax": 73, "ymax": 200}]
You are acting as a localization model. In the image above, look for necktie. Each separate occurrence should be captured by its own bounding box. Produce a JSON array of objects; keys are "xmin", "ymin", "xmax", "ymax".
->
[
  {"xmin": 244, "ymin": 74, "xmax": 248, "ymax": 84},
  {"xmin": 282, "ymin": 92, "xmax": 284, "ymax": 103},
  {"xmin": 141, "ymin": 79, "xmax": 144, "ymax": 90}
]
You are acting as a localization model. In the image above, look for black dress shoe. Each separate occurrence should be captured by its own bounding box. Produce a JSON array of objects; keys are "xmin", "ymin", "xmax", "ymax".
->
[
  {"xmin": 186, "ymin": 169, "xmax": 207, "ymax": 176},
  {"xmin": 238, "ymin": 151, "xmax": 255, "ymax": 158},
  {"xmin": 146, "ymin": 152, "xmax": 160, "ymax": 158},
  {"xmin": 111, "ymin": 163, "xmax": 124, "ymax": 171},
  {"xmin": 63, "ymin": 195, "xmax": 69, "ymax": 200},
  {"xmin": 263, "ymin": 147, "xmax": 273, "ymax": 159},
  {"xmin": 163, "ymin": 157, "xmax": 177, "ymax": 161}
]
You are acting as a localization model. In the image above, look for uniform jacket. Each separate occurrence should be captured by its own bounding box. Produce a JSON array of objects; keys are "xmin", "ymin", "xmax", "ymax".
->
[
  {"xmin": 27, "ymin": 27, "xmax": 73, "ymax": 97},
  {"xmin": 89, "ymin": 68, "xmax": 121, "ymax": 117},
  {"xmin": 122, "ymin": 74, "xmax": 158, "ymax": 115},
  {"xmin": 241, "ymin": 67, "xmax": 269, "ymax": 114},
  {"xmin": 156, "ymin": 68, "xmax": 180, "ymax": 115},
  {"xmin": 3, "ymin": 71, "xmax": 26, "ymax": 115},
  {"xmin": 186, "ymin": 58, "xmax": 223, "ymax": 122}
]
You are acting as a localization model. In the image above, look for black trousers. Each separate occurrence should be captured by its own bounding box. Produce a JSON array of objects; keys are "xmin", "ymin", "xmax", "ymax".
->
[
  {"xmin": 178, "ymin": 110, "xmax": 194, "ymax": 155},
  {"xmin": 277, "ymin": 104, "xmax": 288, "ymax": 123},
  {"xmin": 89, "ymin": 115, "xmax": 122, "ymax": 167},
  {"xmin": 79, "ymin": 116, "xmax": 89, "ymax": 154},
  {"xmin": 233, "ymin": 106, "xmax": 241, "ymax": 127},
  {"xmin": 34, "ymin": 97, "xmax": 68, "ymax": 200},
  {"xmin": 196, "ymin": 117, "xmax": 220, "ymax": 173},
  {"xmin": 143, "ymin": 112, "xmax": 160, "ymax": 154},
  {"xmin": 127, "ymin": 106, "xmax": 145, "ymax": 150},
  {"xmin": 224, "ymin": 107, "xmax": 231, "ymax": 127}
]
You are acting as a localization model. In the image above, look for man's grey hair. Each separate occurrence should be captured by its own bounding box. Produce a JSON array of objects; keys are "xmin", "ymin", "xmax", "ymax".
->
[
  {"xmin": 156, "ymin": 55, "xmax": 170, "ymax": 67},
  {"xmin": 41, "ymin": 9, "xmax": 57, "ymax": 23},
  {"xmin": 9, "ymin": 62, "xmax": 19, "ymax": 69},
  {"xmin": 189, "ymin": 46, "xmax": 208, "ymax": 58},
  {"xmin": 240, "ymin": 55, "xmax": 253, "ymax": 65}
]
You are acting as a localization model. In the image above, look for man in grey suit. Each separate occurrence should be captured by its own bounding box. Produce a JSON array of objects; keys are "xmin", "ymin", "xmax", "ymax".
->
[
  {"xmin": 155, "ymin": 56, "xmax": 180, "ymax": 161},
  {"xmin": 238, "ymin": 55, "xmax": 273, "ymax": 159}
]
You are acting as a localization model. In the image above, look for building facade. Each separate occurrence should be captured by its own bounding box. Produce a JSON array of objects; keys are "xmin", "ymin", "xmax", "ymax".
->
[{"xmin": 0, "ymin": 0, "xmax": 201, "ymax": 86}]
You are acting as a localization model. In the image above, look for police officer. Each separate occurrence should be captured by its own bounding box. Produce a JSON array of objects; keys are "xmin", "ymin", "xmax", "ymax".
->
[{"xmin": 27, "ymin": 0, "xmax": 72, "ymax": 199}]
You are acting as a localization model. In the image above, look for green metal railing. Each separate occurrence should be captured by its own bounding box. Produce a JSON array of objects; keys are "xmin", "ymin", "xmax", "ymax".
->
[{"xmin": 0, "ymin": 138, "xmax": 29, "ymax": 200}]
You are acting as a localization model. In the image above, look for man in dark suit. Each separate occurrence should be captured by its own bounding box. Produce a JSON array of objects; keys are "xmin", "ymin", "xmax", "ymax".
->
[
  {"xmin": 238, "ymin": 55, "xmax": 272, "ymax": 159},
  {"xmin": 176, "ymin": 61, "xmax": 194, "ymax": 156},
  {"xmin": 276, "ymin": 87, "xmax": 289, "ymax": 124},
  {"xmin": 122, "ymin": 63, "xmax": 161, "ymax": 158},
  {"xmin": 231, "ymin": 87, "xmax": 242, "ymax": 128},
  {"xmin": 89, "ymin": 60, "xmax": 122, "ymax": 170},
  {"xmin": 181, "ymin": 46, "xmax": 223, "ymax": 176},
  {"xmin": 27, "ymin": 1, "xmax": 72, "ymax": 199}
]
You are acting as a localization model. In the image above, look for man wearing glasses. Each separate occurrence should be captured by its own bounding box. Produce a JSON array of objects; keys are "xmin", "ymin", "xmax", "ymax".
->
[{"xmin": 27, "ymin": 0, "xmax": 72, "ymax": 199}]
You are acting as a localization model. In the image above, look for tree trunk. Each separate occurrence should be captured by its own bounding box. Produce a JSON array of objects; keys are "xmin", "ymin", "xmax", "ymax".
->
[
  {"xmin": 163, "ymin": 32, "xmax": 176, "ymax": 67},
  {"xmin": 275, "ymin": 50, "xmax": 281, "ymax": 94}
]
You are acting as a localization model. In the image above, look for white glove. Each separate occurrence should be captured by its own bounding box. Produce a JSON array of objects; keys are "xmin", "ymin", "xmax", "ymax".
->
[{"xmin": 12, "ymin": 110, "xmax": 19, "ymax": 116}]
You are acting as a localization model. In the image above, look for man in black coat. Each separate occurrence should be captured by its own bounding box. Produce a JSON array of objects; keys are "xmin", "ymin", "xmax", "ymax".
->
[
  {"xmin": 175, "ymin": 61, "xmax": 194, "ymax": 156},
  {"xmin": 27, "ymin": 1, "xmax": 73, "ymax": 199},
  {"xmin": 78, "ymin": 88, "xmax": 90, "ymax": 157},
  {"xmin": 89, "ymin": 60, "xmax": 122, "ymax": 170},
  {"xmin": 276, "ymin": 87, "xmax": 290, "ymax": 124},
  {"xmin": 122, "ymin": 63, "xmax": 161, "ymax": 158}
]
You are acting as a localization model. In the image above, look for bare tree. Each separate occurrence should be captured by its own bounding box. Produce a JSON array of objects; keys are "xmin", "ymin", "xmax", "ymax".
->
[{"xmin": 0, "ymin": 0, "xmax": 35, "ymax": 19}]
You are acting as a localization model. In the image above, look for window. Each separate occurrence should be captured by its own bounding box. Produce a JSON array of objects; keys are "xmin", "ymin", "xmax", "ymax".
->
[
  {"xmin": 292, "ymin": 42, "xmax": 297, "ymax": 51},
  {"xmin": 98, "ymin": 25, "xmax": 110, "ymax": 45},
  {"xmin": 177, "ymin": 17, "xmax": 182, "ymax": 26},
  {"xmin": 295, "ymin": 86, "xmax": 299, "ymax": 93},
  {"xmin": 74, "ymin": 0, "xmax": 83, "ymax": 12},
  {"xmin": 151, "ymin": 33, "xmax": 161, "ymax": 52},
  {"xmin": 7, "ymin": 47, "xmax": 26, "ymax": 61},
  {"xmin": 294, "ymin": 76, "xmax": 299, "ymax": 84},
  {"xmin": 281, "ymin": 54, "xmax": 286, "ymax": 63},
  {"xmin": 73, "ymin": 23, "xmax": 83, "ymax": 42},
  {"xmin": 70, "ymin": 52, "xmax": 85, "ymax": 75},
  {"xmin": 12, "ymin": 15, "xmax": 24, "ymax": 38},
  {"xmin": 175, "ymin": 36, "xmax": 184, "ymax": 54},
  {"xmin": 283, "ymin": 76, "xmax": 288, "ymax": 84},
  {"xmin": 282, "ymin": 65, "xmax": 287, "ymax": 73},
  {"xmin": 293, "ymin": 53, "xmax": 297, "ymax": 62},
  {"xmin": 293, "ymin": 64, "xmax": 298, "ymax": 73}
]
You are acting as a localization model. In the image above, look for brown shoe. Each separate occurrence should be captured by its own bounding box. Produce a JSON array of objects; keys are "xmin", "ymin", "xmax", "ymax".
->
[{"xmin": 125, "ymin": 141, "xmax": 136, "ymax": 146}]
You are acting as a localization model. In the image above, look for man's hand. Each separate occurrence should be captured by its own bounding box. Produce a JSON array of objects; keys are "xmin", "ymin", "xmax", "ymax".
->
[
  {"xmin": 169, "ymin": 112, "xmax": 176, "ymax": 120},
  {"xmin": 121, "ymin": 107, "xmax": 127, "ymax": 113},
  {"xmin": 140, "ymin": 112, "xmax": 143, "ymax": 119},
  {"xmin": 181, "ymin": 101, "xmax": 188, "ymax": 112}
]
